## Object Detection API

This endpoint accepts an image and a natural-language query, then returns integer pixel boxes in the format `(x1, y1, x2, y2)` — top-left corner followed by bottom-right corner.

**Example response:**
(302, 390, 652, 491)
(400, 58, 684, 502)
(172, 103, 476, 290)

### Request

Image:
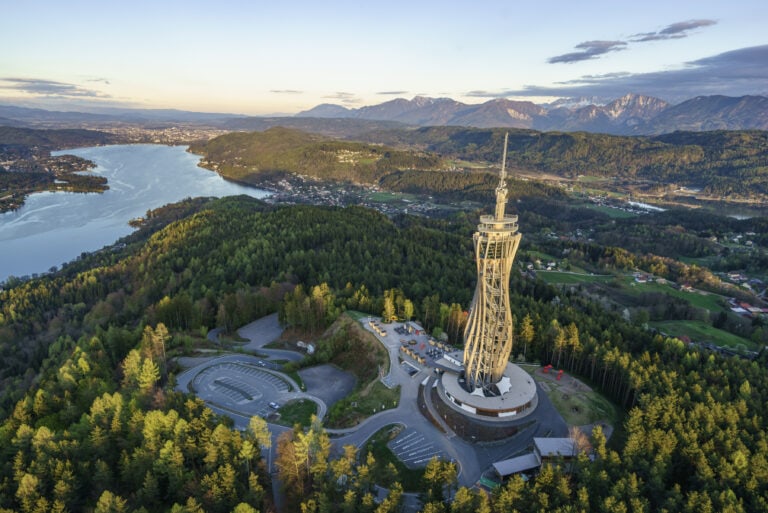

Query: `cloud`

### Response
(322, 91, 361, 105)
(376, 90, 408, 95)
(549, 19, 717, 64)
(548, 40, 627, 64)
(270, 89, 303, 94)
(465, 90, 506, 99)
(0, 77, 111, 98)
(484, 45, 768, 103)
(631, 19, 717, 42)
(85, 77, 111, 85)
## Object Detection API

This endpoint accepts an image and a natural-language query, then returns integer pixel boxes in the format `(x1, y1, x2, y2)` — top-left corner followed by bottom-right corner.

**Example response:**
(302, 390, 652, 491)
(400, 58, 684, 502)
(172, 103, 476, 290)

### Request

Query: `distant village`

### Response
(259, 174, 448, 217)
(97, 125, 229, 145)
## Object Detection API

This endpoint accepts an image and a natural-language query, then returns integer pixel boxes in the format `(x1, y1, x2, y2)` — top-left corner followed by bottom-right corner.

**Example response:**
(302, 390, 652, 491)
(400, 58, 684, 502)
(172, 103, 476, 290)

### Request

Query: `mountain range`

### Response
(0, 104, 244, 128)
(297, 94, 768, 135)
(1, 94, 767, 136)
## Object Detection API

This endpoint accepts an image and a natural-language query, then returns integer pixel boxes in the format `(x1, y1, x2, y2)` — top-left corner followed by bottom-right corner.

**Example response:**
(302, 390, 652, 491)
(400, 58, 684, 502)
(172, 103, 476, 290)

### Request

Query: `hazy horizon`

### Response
(2, 1, 766, 115)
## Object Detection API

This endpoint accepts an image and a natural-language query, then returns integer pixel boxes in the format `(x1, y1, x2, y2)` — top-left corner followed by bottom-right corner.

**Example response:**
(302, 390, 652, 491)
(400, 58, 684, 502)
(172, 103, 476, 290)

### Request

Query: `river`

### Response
(0, 144, 269, 283)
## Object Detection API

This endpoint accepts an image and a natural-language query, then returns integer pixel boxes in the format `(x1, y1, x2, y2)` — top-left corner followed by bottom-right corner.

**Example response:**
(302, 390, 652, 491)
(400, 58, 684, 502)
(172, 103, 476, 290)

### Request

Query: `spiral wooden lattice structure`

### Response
(462, 133, 522, 393)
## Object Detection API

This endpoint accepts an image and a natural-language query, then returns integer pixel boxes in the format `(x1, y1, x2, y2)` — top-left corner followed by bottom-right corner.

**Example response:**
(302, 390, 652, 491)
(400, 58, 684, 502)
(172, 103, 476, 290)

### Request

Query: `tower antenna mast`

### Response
(500, 132, 508, 184)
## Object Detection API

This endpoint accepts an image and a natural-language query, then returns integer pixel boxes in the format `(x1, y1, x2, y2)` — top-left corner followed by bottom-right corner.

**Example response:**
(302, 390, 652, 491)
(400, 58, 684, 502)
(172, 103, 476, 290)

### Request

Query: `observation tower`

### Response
(437, 133, 537, 421)
(462, 133, 521, 393)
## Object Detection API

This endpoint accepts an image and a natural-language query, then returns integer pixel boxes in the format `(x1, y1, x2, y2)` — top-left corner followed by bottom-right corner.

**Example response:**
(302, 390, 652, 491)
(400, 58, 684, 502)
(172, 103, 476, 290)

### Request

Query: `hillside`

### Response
(0, 126, 117, 149)
(0, 197, 475, 415)
(191, 125, 768, 201)
(0, 104, 243, 127)
(357, 126, 768, 199)
(1, 196, 768, 511)
(189, 126, 444, 184)
(221, 116, 407, 138)
(644, 95, 768, 134)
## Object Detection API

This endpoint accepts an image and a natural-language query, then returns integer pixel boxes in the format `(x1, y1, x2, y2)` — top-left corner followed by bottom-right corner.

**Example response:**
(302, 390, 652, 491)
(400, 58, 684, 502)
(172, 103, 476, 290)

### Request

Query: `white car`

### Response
(268, 401, 280, 409)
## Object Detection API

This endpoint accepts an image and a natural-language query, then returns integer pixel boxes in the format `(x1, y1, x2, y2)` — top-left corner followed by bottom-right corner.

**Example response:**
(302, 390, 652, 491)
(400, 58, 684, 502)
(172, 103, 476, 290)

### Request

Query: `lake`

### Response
(0, 144, 269, 283)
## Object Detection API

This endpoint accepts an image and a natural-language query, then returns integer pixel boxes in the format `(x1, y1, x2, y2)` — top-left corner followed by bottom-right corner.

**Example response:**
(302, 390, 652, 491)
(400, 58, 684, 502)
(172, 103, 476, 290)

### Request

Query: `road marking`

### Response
(388, 427, 449, 468)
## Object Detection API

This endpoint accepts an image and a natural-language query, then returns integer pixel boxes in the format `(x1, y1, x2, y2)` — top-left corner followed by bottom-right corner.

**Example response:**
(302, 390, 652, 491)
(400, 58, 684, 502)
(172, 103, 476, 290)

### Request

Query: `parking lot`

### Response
(400, 361, 419, 377)
(387, 427, 450, 468)
(191, 360, 293, 418)
(298, 364, 356, 407)
(366, 318, 455, 371)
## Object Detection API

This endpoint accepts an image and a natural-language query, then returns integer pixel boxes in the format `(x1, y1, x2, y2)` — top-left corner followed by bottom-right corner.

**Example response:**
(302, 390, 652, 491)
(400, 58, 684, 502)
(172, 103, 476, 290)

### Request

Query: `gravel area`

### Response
(299, 364, 356, 407)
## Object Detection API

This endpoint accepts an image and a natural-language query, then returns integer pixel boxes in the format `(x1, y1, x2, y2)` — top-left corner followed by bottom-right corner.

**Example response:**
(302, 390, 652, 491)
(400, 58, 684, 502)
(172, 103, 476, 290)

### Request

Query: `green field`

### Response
(537, 271, 615, 285)
(326, 382, 401, 428)
(525, 250, 558, 261)
(576, 175, 611, 183)
(650, 320, 757, 351)
(522, 250, 591, 274)
(582, 203, 638, 219)
(529, 370, 620, 427)
(345, 310, 370, 321)
(623, 279, 727, 313)
(366, 191, 417, 203)
(273, 398, 318, 427)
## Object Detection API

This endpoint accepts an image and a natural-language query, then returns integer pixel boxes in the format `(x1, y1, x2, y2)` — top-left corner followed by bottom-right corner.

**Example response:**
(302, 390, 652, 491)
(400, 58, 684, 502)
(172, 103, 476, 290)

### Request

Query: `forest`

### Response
(1, 195, 767, 512)
(357, 126, 768, 198)
(190, 125, 768, 204)
(189, 127, 444, 185)
(0, 127, 117, 150)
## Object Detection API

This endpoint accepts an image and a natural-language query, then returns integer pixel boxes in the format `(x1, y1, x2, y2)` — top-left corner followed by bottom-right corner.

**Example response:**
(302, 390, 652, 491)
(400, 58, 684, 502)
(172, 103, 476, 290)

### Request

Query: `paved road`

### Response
(239, 314, 303, 360)
(175, 354, 328, 424)
(332, 318, 569, 487)
(324, 320, 479, 485)
(208, 314, 305, 362)
(191, 314, 569, 490)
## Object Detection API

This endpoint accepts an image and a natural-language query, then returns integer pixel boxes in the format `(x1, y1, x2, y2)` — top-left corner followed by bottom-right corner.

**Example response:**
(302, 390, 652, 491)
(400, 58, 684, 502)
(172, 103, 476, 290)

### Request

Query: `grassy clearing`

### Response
(524, 250, 558, 261)
(218, 332, 249, 344)
(362, 424, 426, 492)
(326, 382, 400, 428)
(582, 204, 638, 219)
(537, 271, 615, 285)
(678, 255, 720, 267)
(283, 369, 305, 391)
(451, 159, 488, 169)
(576, 175, 610, 183)
(344, 310, 369, 321)
(530, 370, 619, 427)
(622, 279, 727, 313)
(273, 399, 317, 428)
(650, 320, 757, 350)
(367, 191, 417, 203)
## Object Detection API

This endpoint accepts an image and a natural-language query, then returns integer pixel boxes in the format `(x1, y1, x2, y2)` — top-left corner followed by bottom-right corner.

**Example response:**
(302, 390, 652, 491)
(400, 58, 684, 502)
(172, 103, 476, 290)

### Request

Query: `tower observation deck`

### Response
(462, 133, 522, 393)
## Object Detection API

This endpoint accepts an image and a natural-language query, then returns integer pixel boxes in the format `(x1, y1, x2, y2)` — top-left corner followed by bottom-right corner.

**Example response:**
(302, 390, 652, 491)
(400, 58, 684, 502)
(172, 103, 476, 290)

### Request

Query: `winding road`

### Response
(180, 313, 568, 490)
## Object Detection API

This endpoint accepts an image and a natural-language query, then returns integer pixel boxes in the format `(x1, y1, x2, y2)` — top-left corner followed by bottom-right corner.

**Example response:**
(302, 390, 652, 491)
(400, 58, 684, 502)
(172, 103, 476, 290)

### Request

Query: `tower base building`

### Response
(440, 361, 537, 419)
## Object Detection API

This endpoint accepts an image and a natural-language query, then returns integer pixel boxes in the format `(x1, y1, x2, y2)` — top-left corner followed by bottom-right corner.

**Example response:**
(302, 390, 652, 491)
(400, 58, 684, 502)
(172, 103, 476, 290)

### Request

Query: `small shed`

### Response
(492, 453, 541, 479)
(407, 322, 426, 335)
(533, 438, 579, 463)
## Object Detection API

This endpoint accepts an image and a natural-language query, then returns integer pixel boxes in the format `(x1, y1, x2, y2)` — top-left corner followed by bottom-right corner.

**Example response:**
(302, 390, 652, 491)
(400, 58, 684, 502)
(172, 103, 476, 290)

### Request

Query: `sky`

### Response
(1, 0, 766, 115)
